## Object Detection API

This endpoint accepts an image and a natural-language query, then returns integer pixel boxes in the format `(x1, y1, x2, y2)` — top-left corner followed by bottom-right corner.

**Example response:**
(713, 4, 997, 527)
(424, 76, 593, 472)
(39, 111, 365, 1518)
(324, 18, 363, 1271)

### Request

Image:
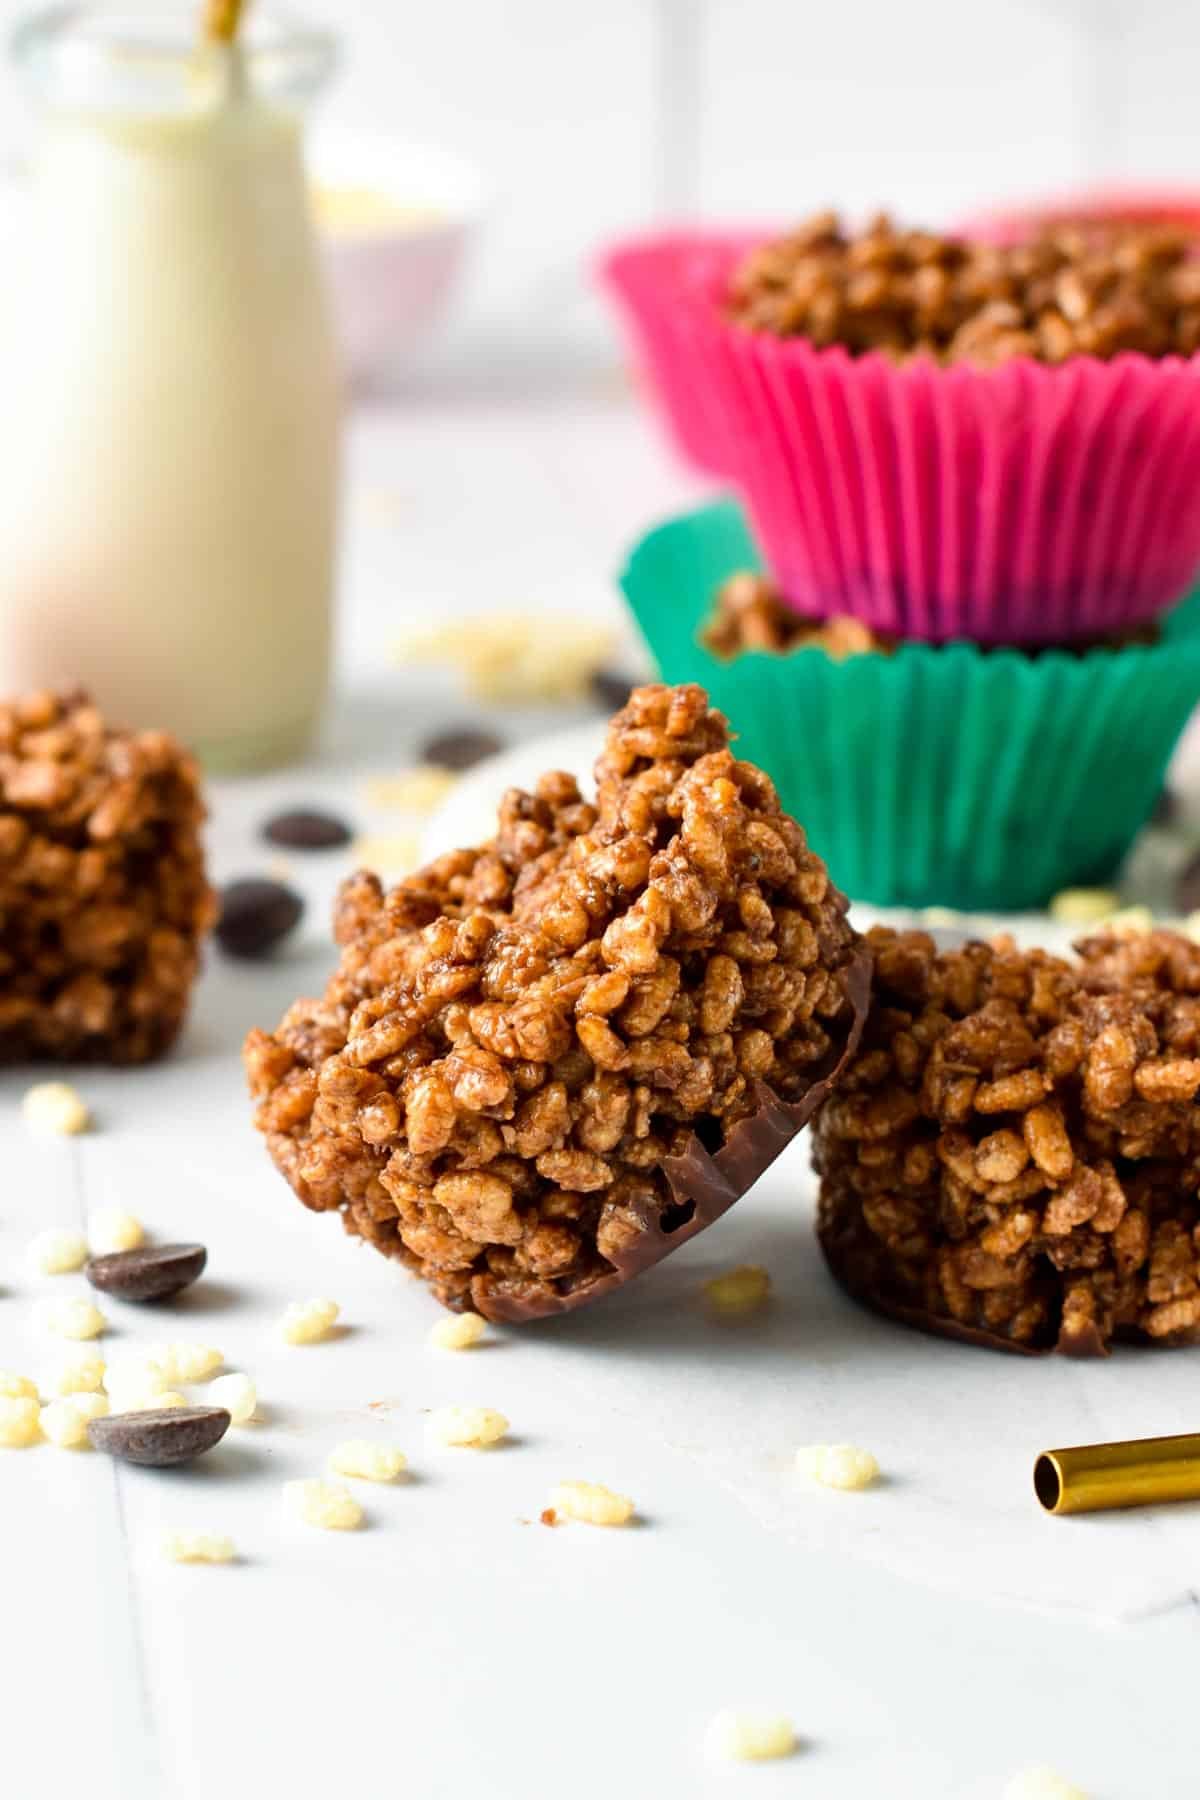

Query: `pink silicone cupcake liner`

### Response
(686, 247, 1200, 644)
(597, 230, 766, 478)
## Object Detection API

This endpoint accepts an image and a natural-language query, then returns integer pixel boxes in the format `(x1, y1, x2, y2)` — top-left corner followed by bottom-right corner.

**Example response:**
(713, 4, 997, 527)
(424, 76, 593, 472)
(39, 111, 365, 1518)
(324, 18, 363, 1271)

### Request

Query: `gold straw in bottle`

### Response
(1034, 1433, 1200, 1516)
(202, 0, 247, 43)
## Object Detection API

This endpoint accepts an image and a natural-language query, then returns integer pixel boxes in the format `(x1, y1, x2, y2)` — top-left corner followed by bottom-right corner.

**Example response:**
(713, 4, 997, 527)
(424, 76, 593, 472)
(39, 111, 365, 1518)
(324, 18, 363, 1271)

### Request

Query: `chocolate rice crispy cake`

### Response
(245, 684, 869, 1320)
(0, 689, 214, 1062)
(815, 925, 1200, 1355)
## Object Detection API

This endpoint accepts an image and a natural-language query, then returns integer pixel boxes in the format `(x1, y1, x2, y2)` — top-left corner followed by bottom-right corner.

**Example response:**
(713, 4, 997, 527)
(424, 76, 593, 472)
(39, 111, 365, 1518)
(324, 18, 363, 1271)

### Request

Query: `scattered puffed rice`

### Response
(208, 1372, 257, 1425)
(88, 1208, 145, 1255)
(549, 1481, 635, 1527)
(103, 1361, 170, 1413)
(162, 1530, 236, 1565)
(702, 1265, 771, 1315)
(1002, 1769, 1089, 1800)
(147, 1343, 223, 1384)
(41, 1297, 106, 1340)
(285, 1478, 364, 1531)
(1048, 888, 1120, 926)
(52, 1351, 106, 1396)
(0, 1396, 41, 1447)
(362, 768, 458, 814)
(125, 1390, 187, 1412)
(39, 1397, 93, 1448)
(280, 1298, 340, 1345)
(328, 1439, 407, 1483)
(429, 1311, 486, 1351)
(426, 1405, 509, 1448)
(22, 1080, 90, 1136)
(1105, 905, 1155, 935)
(68, 1392, 108, 1423)
(919, 905, 965, 928)
(351, 833, 419, 874)
(27, 1227, 90, 1275)
(394, 613, 614, 704)
(703, 1711, 797, 1763)
(0, 1372, 38, 1400)
(795, 1443, 880, 1491)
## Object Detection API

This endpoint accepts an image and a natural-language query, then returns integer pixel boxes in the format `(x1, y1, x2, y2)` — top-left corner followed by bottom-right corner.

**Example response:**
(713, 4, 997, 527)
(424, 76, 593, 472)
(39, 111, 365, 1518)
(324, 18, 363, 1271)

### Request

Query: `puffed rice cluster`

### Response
(727, 212, 1200, 363)
(815, 926, 1200, 1353)
(0, 690, 215, 1063)
(702, 572, 888, 661)
(246, 684, 861, 1319)
(700, 572, 1154, 664)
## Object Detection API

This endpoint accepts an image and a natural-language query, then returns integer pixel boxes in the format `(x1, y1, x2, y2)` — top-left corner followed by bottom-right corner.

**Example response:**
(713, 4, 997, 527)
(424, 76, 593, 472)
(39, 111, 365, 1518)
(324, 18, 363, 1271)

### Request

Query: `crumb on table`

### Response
(548, 1480, 635, 1526)
(22, 1082, 90, 1137)
(703, 1710, 797, 1763)
(795, 1443, 880, 1491)
(26, 1227, 89, 1275)
(285, 1478, 364, 1531)
(426, 1405, 509, 1449)
(279, 1299, 340, 1346)
(162, 1530, 236, 1565)
(328, 1440, 407, 1483)
(52, 1352, 106, 1396)
(207, 1373, 257, 1425)
(88, 1208, 145, 1255)
(428, 1311, 487, 1351)
(702, 1264, 771, 1315)
(0, 1396, 41, 1447)
(41, 1297, 106, 1341)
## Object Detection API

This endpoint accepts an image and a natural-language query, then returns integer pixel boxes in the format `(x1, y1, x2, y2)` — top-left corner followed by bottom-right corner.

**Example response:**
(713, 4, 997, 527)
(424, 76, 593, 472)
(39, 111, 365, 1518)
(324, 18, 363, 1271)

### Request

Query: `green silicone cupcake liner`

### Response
(619, 500, 1200, 911)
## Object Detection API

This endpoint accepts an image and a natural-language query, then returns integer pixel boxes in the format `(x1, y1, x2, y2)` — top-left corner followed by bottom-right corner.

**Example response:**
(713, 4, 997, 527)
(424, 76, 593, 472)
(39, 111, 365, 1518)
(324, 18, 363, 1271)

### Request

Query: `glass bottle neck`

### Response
(10, 4, 336, 119)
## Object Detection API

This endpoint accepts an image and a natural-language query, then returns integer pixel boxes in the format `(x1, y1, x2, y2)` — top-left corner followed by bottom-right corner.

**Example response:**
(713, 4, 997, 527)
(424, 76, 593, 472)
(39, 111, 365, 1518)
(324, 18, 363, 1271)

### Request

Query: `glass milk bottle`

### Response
(0, 6, 341, 770)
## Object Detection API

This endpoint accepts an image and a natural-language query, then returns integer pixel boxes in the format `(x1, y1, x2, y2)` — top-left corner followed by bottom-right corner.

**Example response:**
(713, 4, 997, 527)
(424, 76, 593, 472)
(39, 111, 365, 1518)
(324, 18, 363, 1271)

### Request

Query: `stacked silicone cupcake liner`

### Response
(602, 215, 1200, 908)
(620, 500, 1200, 912)
(603, 230, 1200, 642)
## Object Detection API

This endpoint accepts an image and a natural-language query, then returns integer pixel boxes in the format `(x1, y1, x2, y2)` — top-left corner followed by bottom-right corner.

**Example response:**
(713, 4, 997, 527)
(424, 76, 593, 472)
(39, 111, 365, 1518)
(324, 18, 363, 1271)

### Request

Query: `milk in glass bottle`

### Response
(0, 3, 341, 769)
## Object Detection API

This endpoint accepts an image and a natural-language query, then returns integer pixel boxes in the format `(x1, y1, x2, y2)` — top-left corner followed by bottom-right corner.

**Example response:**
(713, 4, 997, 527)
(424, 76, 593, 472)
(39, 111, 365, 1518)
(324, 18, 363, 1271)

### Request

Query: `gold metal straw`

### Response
(1034, 1433, 1200, 1516)
(202, 0, 247, 44)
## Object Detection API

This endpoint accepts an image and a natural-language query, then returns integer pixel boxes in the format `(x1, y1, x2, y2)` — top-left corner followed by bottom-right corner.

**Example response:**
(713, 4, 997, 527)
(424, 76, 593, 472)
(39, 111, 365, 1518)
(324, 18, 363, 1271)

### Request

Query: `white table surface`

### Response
(4, 383, 1199, 1800)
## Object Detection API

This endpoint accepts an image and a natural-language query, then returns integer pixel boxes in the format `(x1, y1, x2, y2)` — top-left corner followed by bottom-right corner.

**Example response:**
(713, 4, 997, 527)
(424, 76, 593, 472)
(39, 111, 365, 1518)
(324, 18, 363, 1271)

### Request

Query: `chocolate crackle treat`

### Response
(0, 690, 215, 1062)
(699, 570, 1157, 663)
(726, 212, 1200, 364)
(701, 573, 890, 661)
(246, 684, 870, 1321)
(814, 927, 1200, 1355)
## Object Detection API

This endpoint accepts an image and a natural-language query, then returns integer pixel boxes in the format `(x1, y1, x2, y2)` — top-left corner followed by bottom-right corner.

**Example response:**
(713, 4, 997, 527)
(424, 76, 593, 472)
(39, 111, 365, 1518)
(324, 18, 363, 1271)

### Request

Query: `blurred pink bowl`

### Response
(961, 188, 1200, 244)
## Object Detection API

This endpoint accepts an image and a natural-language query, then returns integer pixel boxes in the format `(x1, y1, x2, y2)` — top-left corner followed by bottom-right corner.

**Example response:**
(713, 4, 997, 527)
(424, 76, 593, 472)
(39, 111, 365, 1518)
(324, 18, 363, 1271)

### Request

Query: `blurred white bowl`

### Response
(310, 129, 483, 386)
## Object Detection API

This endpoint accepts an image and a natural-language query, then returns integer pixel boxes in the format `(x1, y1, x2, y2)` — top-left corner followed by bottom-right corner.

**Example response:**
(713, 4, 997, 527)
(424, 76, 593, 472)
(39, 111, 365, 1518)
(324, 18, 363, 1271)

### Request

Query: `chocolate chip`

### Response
(1176, 849, 1200, 915)
(88, 1406, 231, 1467)
(591, 669, 637, 714)
(86, 1243, 207, 1303)
(262, 809, 353, 850)
(418, 727, 505, 772)
(217, 879, 303, 959)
